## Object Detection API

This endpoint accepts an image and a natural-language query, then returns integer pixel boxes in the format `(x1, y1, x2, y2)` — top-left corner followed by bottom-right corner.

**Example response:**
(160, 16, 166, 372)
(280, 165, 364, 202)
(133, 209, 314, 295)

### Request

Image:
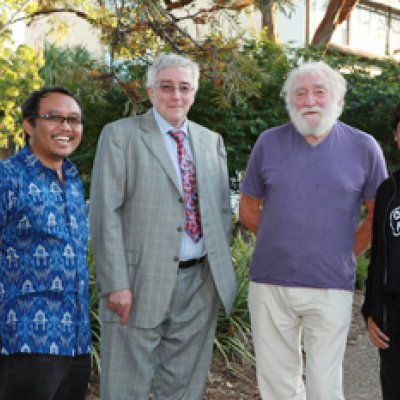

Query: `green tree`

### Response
(39, 43, 131, 193)
(0, 1, 43, 156)
(191, 33, 290, 183)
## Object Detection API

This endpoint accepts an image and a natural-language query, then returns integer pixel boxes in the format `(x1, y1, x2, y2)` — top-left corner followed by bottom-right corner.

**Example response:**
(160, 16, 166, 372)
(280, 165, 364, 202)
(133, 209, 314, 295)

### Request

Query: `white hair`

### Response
(146, 53, 200, 91)
(281, 60, 347, 111)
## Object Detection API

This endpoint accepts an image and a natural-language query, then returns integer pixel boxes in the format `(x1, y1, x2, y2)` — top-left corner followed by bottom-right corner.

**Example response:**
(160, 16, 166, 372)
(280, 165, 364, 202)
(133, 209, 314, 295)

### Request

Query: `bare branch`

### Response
(164, 0, 195, 10)
(0, 0, 32, 35)
(312, 0, 360, 46)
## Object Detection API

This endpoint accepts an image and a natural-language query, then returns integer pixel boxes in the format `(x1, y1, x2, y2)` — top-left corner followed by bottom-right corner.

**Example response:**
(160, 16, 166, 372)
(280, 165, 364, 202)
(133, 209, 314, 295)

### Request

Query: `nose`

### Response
(170, 87, 182, 98)
(304, 92, 316, 106)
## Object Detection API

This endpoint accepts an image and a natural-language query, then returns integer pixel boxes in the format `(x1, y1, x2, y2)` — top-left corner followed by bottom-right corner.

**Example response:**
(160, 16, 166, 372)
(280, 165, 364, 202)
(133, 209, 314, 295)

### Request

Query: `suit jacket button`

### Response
(173, 256, 179, 262)
(177, 226, 183, 232)
(178, 197, 183, 203)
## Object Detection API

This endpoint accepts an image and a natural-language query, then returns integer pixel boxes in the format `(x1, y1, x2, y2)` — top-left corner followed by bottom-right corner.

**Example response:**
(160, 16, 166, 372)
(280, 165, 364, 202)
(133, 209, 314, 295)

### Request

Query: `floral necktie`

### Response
(168, 130, 202, 242)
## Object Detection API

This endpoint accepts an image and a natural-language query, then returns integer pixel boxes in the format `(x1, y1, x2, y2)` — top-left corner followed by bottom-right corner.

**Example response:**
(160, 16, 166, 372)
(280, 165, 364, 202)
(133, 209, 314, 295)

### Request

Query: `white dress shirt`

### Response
(152, 108, 204, 260)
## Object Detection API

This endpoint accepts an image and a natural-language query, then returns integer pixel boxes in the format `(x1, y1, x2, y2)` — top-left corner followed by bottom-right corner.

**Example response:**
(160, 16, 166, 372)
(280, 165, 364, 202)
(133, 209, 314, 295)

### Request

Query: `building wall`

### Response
(277, 1, 307, 47)
(20, 12, 103, 59)
(274, 0, 400, 60)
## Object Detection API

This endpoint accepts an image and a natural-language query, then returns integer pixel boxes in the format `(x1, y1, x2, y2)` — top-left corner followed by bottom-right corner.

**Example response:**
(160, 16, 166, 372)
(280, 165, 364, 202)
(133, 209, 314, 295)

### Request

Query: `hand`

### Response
(107, 289, 133, 326)
(367, 316, 389, 349)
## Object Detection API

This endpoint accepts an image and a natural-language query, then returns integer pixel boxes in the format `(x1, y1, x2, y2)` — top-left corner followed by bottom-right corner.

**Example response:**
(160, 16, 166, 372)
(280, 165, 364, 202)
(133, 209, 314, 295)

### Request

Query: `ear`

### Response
(22, 119, 33, 137)
(147, 87, 154, 104)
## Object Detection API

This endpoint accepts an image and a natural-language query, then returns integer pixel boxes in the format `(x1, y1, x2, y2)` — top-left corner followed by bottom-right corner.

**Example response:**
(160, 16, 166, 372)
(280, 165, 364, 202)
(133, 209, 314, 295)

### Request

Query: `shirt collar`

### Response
(20, 145, 78, 179)
(152, 107, 189, 137)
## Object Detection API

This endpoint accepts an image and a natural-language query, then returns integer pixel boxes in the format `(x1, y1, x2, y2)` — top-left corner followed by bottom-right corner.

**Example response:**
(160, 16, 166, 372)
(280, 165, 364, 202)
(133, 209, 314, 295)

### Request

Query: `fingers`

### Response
(119, 306, 131, 326)
(107, 289, 133, 326)
(367, 317, 389, 349)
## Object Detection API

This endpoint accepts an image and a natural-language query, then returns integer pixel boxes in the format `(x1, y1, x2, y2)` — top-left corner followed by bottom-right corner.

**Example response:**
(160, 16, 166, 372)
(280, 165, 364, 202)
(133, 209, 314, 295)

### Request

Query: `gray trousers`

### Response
(100, 261, 219, 400)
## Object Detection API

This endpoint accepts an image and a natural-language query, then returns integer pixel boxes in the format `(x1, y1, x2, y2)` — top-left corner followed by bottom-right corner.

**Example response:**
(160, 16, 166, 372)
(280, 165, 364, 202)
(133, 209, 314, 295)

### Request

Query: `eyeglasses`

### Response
(154, 83, 195, 95)
(33, 114, 83, 128)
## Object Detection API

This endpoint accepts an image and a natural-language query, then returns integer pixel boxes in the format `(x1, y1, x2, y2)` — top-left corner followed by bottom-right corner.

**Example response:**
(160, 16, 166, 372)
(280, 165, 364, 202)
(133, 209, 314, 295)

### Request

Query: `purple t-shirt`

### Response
(241, 121, 387, 290)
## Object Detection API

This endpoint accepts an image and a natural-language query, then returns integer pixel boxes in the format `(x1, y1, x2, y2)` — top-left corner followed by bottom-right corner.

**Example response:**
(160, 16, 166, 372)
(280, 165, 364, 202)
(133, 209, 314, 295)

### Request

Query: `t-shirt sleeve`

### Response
(240, 135, 265, 199)
(362, 137, 388, 200)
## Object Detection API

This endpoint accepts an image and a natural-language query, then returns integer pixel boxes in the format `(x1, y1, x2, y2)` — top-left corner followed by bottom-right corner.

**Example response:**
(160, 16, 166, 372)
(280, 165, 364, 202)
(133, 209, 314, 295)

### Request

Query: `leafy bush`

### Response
(355, 254, 369, 290)
(214, 231, 255, 365)
(87, 244, 101, 374)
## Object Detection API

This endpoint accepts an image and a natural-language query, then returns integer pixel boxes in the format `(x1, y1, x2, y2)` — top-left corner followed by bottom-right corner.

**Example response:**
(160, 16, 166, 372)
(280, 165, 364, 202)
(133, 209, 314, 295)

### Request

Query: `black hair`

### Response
(21, 86, 83, 145)
(390, 103, 400, 132)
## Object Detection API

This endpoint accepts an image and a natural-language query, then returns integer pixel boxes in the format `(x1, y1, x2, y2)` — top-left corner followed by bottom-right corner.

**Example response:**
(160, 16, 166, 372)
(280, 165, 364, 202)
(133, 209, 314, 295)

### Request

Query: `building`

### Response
(277, 0, 400, 60)
(11, 11, 103, 59)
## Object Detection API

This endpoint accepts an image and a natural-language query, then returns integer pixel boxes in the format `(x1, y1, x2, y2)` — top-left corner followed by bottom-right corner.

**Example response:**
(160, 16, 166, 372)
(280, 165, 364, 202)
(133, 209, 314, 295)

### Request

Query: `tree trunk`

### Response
(312, 0, 360, 45)
(261, 2, 278, 43)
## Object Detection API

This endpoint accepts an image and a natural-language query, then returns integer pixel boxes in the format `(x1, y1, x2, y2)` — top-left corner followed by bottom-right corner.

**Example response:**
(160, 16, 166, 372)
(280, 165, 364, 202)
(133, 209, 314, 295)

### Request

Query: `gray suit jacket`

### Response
(89, 110, 237, 328)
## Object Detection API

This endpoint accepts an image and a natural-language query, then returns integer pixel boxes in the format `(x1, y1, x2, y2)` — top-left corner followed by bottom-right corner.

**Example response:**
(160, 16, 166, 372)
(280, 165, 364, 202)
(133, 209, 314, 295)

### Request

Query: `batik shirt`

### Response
(0, 146, 91, 356)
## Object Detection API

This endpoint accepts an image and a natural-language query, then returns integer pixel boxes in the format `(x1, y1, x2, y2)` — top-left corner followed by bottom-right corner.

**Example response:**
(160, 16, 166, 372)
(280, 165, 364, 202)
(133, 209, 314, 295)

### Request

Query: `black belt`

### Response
(179, 255, 206, 269)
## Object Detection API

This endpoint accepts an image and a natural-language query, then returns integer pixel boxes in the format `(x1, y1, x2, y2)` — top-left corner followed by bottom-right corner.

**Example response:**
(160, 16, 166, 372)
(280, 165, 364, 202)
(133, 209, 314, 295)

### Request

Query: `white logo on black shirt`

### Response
(390, 206, 400, 237)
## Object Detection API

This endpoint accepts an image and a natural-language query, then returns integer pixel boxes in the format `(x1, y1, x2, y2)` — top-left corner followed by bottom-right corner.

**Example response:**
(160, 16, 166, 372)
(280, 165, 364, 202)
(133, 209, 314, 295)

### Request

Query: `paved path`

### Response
(343, 290, 381, 400)
(344, 333, 381, 399)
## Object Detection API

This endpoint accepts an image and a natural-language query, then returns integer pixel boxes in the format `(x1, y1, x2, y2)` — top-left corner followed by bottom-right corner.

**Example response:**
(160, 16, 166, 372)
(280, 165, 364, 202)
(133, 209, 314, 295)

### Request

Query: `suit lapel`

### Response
(140, 110, 181, 192)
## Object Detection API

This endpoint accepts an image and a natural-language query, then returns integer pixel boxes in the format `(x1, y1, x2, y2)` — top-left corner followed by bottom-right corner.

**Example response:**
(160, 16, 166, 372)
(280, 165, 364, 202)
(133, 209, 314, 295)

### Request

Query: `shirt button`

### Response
(177, 226, 183, 232)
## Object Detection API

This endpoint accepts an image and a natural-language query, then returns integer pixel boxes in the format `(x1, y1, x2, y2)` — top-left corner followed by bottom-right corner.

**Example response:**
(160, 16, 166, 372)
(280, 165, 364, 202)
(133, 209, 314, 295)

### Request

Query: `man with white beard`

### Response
(239, 61, 387, 400)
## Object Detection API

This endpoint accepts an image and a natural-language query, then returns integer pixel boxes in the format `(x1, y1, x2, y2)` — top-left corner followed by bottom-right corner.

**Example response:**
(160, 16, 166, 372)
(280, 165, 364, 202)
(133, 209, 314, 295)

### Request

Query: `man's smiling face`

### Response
(23, 92, 83, 169)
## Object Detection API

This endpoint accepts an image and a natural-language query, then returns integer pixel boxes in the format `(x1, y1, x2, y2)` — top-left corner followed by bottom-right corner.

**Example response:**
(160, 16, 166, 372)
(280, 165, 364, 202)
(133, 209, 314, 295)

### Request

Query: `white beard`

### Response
(288, 102, 341, 138)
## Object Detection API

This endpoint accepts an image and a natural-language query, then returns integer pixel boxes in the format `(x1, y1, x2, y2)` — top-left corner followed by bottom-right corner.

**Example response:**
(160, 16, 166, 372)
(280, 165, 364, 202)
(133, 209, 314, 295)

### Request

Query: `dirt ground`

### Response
(86, 290, 372, 400)
(204, 356, 259, 400)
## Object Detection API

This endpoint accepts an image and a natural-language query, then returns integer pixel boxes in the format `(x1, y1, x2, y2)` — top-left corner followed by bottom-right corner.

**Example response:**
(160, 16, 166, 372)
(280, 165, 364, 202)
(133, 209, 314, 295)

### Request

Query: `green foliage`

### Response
(87, 244, 101, 374)
(0, 43, 43, 152)
(214, 231, 255, 365)
(0, 2, 44, 153)
(190, 34, 290, 186)
(40, 43, 131, 195)
(355, 254, 369, 290)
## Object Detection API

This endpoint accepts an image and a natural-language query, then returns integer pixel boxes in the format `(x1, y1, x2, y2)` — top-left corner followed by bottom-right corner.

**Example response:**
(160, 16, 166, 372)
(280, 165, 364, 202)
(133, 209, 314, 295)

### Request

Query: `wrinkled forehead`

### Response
(156, 66, 194, 83)
(293, 71, 330, 92)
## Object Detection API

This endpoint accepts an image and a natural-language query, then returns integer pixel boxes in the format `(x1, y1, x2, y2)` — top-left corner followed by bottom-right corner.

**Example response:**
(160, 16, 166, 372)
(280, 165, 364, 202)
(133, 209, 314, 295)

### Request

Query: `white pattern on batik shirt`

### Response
(0, 146, 91, 356)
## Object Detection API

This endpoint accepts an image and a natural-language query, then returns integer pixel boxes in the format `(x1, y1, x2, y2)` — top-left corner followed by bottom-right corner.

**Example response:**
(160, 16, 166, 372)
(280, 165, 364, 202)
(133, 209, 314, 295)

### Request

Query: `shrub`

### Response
(87, 244, 101, 374)
(214, 231, 255, 366)
(355, 254, 369, 290)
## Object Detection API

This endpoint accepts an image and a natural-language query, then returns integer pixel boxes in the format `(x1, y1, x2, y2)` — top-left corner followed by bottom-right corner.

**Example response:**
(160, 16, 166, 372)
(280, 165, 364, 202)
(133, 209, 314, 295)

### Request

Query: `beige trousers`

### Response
(249, 282, 353, 400)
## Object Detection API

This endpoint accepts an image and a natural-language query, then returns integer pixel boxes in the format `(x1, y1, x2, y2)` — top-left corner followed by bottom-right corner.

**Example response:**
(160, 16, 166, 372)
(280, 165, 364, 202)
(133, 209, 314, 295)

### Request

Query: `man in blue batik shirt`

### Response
(0, 87, 91, 400)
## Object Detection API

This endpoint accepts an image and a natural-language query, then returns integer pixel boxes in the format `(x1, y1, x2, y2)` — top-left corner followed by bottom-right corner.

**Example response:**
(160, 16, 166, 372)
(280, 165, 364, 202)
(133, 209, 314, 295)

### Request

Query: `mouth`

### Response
(52, 135, 73, 143)
(302, 110, 320, 117)
(301, 107, 322, 117)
